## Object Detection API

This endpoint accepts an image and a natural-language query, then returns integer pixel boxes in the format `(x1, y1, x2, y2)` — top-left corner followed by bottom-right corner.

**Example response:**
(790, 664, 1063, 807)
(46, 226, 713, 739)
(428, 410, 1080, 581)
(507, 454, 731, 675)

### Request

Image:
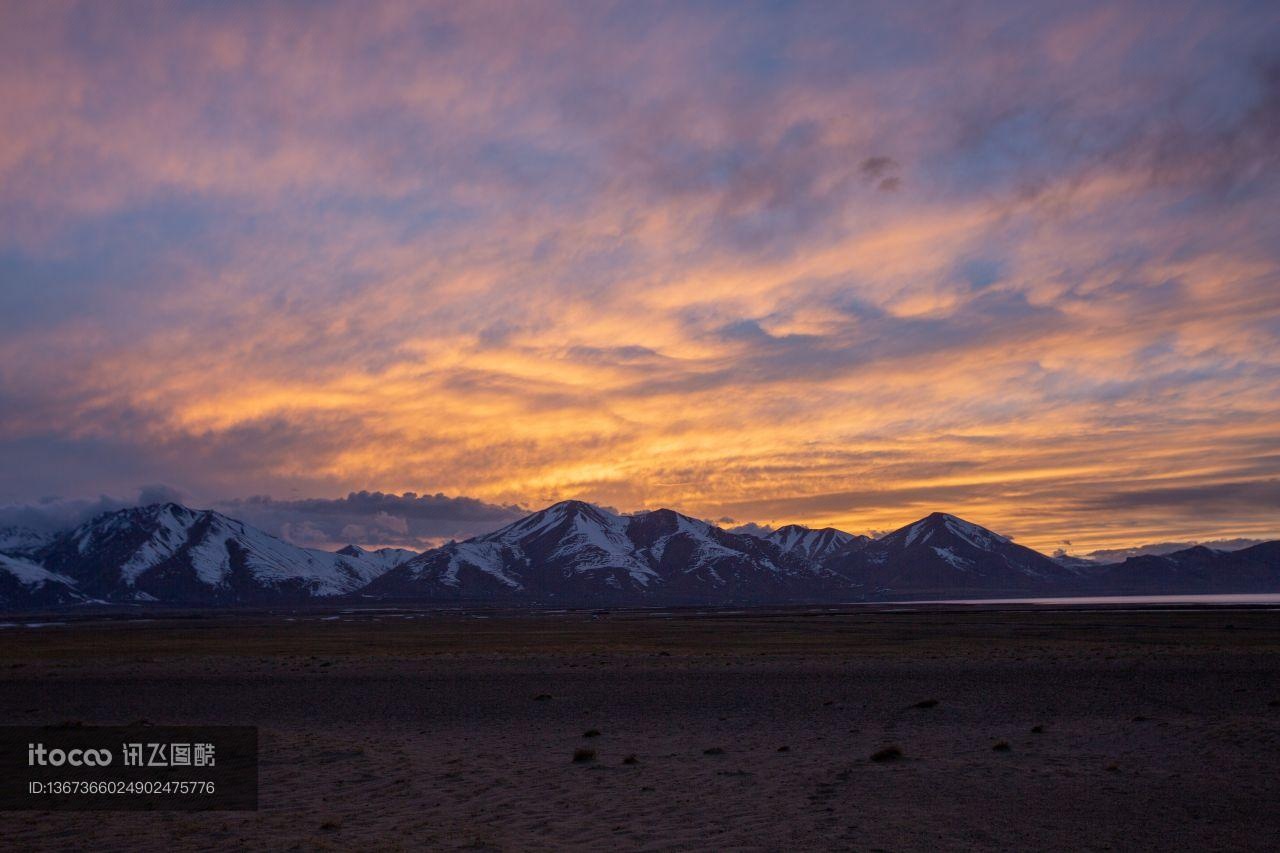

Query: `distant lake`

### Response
(899, 594, 1280, 607)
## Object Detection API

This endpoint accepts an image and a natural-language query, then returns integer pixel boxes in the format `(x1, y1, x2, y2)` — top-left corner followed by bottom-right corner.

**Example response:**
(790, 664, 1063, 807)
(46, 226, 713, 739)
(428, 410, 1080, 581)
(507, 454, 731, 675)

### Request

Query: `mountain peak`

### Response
(772, 523, 855, 537)
(138, 501, 197, 519)
(881, 512, 1010, 551)
(540, 499, 615, 522)
(547, 498, 603, 511)
(499, 500, 618, 539)
(636, 506, 712, 529)
(920, 511, 975, 526)
(765, 524, 864, 560)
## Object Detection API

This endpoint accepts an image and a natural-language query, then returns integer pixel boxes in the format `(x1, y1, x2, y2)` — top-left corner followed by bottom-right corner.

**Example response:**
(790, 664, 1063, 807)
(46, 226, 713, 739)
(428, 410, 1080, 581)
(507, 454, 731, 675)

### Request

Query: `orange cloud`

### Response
(0, 1, 1277, 553)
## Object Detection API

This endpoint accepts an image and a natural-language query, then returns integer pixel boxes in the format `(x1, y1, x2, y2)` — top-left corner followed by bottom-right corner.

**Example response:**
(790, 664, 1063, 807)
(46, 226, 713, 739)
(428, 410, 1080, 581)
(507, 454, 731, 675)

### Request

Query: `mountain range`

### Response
(0, 503, 415, 609)
(1, 500, 1277, 610)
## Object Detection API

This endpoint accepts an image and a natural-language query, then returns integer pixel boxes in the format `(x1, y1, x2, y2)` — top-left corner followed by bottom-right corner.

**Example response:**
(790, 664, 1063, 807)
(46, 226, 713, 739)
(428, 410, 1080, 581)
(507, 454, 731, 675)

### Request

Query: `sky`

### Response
(1, 1, 1279, 554)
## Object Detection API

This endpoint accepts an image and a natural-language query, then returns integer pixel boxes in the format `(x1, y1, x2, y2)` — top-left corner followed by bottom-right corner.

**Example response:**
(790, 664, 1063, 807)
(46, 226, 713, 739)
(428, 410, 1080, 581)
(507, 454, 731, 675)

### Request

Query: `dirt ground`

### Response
(3, 605, 1280, 851)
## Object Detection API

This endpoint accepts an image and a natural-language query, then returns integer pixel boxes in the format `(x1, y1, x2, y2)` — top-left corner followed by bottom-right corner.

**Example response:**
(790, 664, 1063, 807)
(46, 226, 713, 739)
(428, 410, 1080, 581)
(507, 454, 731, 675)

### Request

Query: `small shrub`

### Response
(572, 748, 596, 763)
(703, 747, 725, 756)
(1031, 725, 1044, 734)
(913, 699, 939, 709)
(583, 729, 601, 738)
(992, 741, 1011, 752)
(777, 745, 790, 752)
(622, 754, 639, 765)
(533, 694, 552, 701)
(870, 746, 902, 763)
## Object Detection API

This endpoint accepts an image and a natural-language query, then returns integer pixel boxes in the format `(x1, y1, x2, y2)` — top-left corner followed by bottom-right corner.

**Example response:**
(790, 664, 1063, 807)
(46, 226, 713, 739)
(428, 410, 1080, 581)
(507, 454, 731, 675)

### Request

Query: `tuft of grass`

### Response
(777, 745, 790, 752)
(992, 741, 1011, 752)
(572, 748, 596, 763)
(1031, 725, 1044, 734)
(913, 699, 939, 709)
(622, 754, 639, 765)
(870, 746, 903, 763)
(703, 747, 725, 756)
(583, 729, 601, 738)
(533, 694, 552, 701)
(319, 821, 341, 832)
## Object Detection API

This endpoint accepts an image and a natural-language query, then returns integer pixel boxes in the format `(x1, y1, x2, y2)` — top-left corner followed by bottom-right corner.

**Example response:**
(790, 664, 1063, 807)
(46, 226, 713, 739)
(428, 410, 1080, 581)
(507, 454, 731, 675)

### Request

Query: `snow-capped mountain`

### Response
(0, 526, 53, 558)
(1071, 541, 1280, 596)
(765, 524, 869, 561)
(335, 544, 419, 573)
(363, 500, 834, 604)
(5, 503, 414, 607)
(825, 512, 1082, 598)
(0, 553, 85, 608)
(3, 500, 1278, 610)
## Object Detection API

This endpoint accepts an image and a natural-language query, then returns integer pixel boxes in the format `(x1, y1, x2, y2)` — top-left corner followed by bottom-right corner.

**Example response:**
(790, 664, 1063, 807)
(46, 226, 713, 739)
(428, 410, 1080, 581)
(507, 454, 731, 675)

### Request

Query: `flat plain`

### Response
(3, 604, 1280, 851)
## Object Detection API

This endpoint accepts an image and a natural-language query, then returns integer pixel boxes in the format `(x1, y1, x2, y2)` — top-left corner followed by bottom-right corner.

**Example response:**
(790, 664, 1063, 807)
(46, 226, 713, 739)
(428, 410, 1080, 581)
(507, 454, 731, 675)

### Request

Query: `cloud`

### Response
(1084, 480, 1280, 512)
(137, 483, 188, 505)
(213, 491, 527, 550)
(726, 521, 773, 537)
(0, 485, 528, 551)
(280, 521, 330, 547)
(0, 485, 184, 534)
(0, 2, 1277, 555)
(860, 156, 898, 180)
(1080, 538, 1268, 563)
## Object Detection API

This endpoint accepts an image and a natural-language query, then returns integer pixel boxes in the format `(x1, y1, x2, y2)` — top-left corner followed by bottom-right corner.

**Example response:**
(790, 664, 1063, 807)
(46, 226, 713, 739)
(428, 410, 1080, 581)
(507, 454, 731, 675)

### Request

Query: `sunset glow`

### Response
(2, 1, 1279, 553)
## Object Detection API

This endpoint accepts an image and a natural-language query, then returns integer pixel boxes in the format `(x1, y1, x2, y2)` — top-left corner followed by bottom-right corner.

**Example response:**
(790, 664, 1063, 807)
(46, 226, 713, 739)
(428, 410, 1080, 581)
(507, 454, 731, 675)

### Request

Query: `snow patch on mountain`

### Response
(335, 545, 417, 572)
(116, 506, 196, 583)
(881, 512, 1010, 552)
(932, 546, 971, 570)
(644, 512, 744, 571)
(0, 553, 77, 588)
(43, 503, 406, 600)
(765, 525, 862, 560)
(941, 514, 1010, 550)
(0, 527, 52, 556)
(552, 509, 645, 573)
(443, 541, 523, 588)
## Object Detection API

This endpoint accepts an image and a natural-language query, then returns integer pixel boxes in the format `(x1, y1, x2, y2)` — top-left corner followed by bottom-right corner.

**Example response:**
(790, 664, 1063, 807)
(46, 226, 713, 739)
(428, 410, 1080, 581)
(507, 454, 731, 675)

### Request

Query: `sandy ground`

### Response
(2, 605, 1280, 851)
